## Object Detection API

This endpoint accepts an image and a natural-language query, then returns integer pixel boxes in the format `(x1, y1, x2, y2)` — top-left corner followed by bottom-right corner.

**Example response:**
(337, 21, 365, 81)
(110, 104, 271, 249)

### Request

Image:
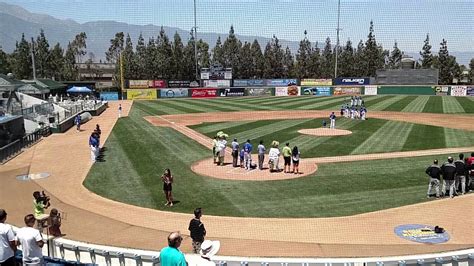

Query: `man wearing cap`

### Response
(187, 240, 220, 266)
(160, 232, 187, 266)
(243, 139, 253, 170)
(231, 139, 239, 167)
(0, 209, 16, 266)
(454, 153, 467, 195)
(441, 157, 457, 198)
(188, 208, 206, 254)
(425, 159, 441, 198)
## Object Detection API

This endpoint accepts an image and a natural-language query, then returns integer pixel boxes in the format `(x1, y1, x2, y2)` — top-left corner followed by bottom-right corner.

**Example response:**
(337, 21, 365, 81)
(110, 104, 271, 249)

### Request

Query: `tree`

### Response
(308, 42, 321, 78)
(353, 40, 365, 77)
(262, 41, 273, 78)
(250, 40, 265, 78)
(70, 32, 87, 64)
(62, 41, 78, 80)
(338, 39, 355, 77)
(211, 36, 224, 66)
(388, 41, 403, 69)
(105, 32, 124, 64)
(0, 46, 11, 74)
(135, 33, 147, 79)
(145, 37, 157, 79)
(48, 43, 64, 81)
(122, 33, 135, 79)
(156, 27, 173, 79)
(183, 32, 196, 80)
(197, 39, 210, 70)
(469, 58, 474, 83)
(35, 29, 50, 78)
(239, 41, 253, 79)
(363, 21, 384, 76)
(321, 37, 333, 78)
(438, 39, 453, 85)
(10, 34, 32, 79)
(419, 34, 433, 68)
(283, 46, 294, 78)
(295, 31, 312, 79)
(222, 26, 242, 77)
(171, 32, 185, 79)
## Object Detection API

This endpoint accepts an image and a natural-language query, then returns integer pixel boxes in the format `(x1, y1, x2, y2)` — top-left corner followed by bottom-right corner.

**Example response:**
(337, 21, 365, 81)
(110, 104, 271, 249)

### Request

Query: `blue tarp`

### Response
(67, 86, 92, 93)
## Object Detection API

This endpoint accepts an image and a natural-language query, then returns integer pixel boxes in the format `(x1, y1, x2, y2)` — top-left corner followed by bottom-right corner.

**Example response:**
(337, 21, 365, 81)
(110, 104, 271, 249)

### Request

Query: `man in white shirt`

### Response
(16, 214, 44, 265)
(0, 209, 16, 266)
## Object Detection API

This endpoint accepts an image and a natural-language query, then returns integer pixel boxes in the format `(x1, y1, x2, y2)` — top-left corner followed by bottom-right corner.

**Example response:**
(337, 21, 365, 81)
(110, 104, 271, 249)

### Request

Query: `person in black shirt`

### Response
(426, 159, 441, 198)
(188, 208, 206, 253)
(454, 153, 467, 195)
(441, 157, 457, 198)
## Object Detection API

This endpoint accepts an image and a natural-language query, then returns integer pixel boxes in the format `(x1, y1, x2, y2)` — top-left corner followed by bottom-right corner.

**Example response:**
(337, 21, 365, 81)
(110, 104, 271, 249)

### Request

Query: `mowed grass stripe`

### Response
(194, 121, 256, 134)
(136, 100, 184, 115)
(201, 98, 276, 110)
(403, 124, 446, 151)
(178, 98, 240, 112)
(297, 119, 358, 152)
(442, 96, 465, 113)
(351, 121, 413, 154)
(232, 119, 312, 142)
(455, 97, 474, 113)
(133, 101, 170, 115)
(444, 127, 474, 147)
(157, 100, 202, 113)
(283, 96, 336, 109)
(165, 99, 221, 113)
(298, 96, 348, 110)
(422, 96, 443, 113)
(383, 96, 417, 111)
(402, 96, 430, 113)
(261, 96, 314, 107)
(369, 95, 409, 111)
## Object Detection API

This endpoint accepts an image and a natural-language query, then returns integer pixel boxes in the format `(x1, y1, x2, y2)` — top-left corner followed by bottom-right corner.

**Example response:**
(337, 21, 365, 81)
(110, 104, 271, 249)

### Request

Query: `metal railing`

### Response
(0, 126, 51, 164)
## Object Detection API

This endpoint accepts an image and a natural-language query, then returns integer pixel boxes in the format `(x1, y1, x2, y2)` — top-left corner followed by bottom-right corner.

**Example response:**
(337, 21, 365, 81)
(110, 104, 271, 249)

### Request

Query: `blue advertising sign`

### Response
(334, 78, 370, 85)
(467, 87, 474, 96)
(265, 79, 298, 86)
(99, 92, 119, 101)
(302, 87, 331, 96)
(159, 88, 189, 98)
(394, 224, 450, 244)
(233, 79, 266, 87)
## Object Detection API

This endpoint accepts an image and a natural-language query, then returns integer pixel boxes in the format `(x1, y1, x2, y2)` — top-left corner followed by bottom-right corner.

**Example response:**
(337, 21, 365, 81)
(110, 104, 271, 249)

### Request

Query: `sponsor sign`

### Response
(275, 86, 300, 96)
(233, 79, 266, 87)
(302, 87, 331, 96)
(450, 86, 467, 96)
(224, 72, 232, 80)
(244, 88, 273, 96)
(149, 80, 167, 88)
(266, 79, 298, 86)
(99, 92, 119, 101)
(127, 89, 157, 100)
(434, 86, 449, 96)
(301, 79, 332, 86)
(467, 87, 474, 96)
(334, 78, 370, 85)
(394, 224, 450, 244)
(168, 80, 191, 88)
(191, 88, 217, 98)
(159, 88, 189, 98)
(203, 80, 231, 88)
(128, 80, 149, 89)
(219, 88, 245, 97)
(200, 72, 210, 80)
(334, 87, 361, 95)
(364, 85, 378, 95)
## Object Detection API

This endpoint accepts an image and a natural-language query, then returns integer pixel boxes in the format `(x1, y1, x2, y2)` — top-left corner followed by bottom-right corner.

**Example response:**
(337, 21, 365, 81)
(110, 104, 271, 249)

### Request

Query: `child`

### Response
(322, 120, 327, 128)
(48, 208, 62, 237)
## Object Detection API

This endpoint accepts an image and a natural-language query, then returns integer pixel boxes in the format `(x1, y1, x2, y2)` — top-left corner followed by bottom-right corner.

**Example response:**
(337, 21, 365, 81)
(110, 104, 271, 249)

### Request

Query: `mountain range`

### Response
(0, 2, 472, 66)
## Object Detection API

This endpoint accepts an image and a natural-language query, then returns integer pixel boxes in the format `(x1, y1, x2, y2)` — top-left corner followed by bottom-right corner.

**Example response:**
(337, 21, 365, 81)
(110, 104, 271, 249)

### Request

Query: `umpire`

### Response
(441, 157, 457, 198)
(426, 159, 442, 198)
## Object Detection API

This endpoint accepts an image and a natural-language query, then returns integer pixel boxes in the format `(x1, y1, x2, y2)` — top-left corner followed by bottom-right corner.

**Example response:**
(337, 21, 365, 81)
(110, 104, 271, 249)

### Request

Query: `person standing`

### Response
(159, 232, 187, 266)
(188, 208, 206, 254)
(212, 137, 218, 164)
(282, 142, 292, 173)
(16, 214, 44, 265)
(231, 139, 239, 167)
(0, 209, 16, 266)
(329, 112, 336, 129)
(118, 104, 122, 118)
(454, 153, 467, 195)
(74, 114, 81, 132)
(217, 136, 227, 166)
(188, 240, 220, 266)
(467, 152, 474, 191)
(161, 169, 174, 207)
(441, 157, 457, 198)
(268, 141, 281, 172)
(89, 132, 99, 163)
(243, 139, 253, 170)
(48, 209, 62, 237)
(257, 140, 266, 170)
(426, 159, 442, 198)
(291, 146, 301, 174)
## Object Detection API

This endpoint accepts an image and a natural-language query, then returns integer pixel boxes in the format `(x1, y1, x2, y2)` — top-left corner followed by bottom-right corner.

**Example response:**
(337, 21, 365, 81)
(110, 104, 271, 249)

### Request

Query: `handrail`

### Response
(0, 126, 51, 164)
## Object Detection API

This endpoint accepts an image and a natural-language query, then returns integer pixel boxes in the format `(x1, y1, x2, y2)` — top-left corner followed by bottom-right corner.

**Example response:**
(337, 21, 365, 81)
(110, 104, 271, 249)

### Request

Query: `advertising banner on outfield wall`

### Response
(99, 92, 119, 101)
(301, 79, 332, 86)
(301, 87, 331, 96)
(275, 86, 300, 96)
(467, 87, 474, 96)
(450, 86, 467, 96)
(219, 88, 245, 97)
(233, 79, 266, 87)
(334, 78, 370, 86)
(127, 89, 157, 100)
(334, 87, 362, 95)
(128, 80, 149, 89)
(244, 88, 274, 96)
(266, 79, 298, 86)
(364, 85, 378, 95)
(149, 80, 167, 88)
(434, 86, 449, 96)
(159, 88, 189, 98)
(191, 88, 217, 98)
(168, 81, 191, 88)
(203, 80, 231, 88)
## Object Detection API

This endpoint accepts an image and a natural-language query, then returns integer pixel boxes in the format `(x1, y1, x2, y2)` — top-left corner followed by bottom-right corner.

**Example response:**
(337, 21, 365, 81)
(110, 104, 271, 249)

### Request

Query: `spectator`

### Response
(118, 104, 122, 118)
(74, 114, 81, 132)
(212, 137, 218, 164)
(292, 146, 301, 174)
(231, 139, 239, 167)
(159, 232, 186, 266)
(454, 154, 467, 195)
(33, 191, 50, 229)
(282, 142, 292, 173)
(0, 209, 16, 266)
(95, 124, 101, 136)
(467, 152, 474, 191)
(16, 214, 44, 265)
(425, 159, 442, 198)
(257, 140, 266, 170)
(188, 208, 206, 253)
(441, 157, 457, 198)
(48, 209, 62, 237)
(189, 240, 220, 266)
(161, 169, 174, 207)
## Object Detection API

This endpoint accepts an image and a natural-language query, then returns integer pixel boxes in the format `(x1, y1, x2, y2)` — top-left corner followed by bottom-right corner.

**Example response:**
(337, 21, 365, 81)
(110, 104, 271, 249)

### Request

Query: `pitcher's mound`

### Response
(298, 128, 352, 136)
(191, 158, 318, 181)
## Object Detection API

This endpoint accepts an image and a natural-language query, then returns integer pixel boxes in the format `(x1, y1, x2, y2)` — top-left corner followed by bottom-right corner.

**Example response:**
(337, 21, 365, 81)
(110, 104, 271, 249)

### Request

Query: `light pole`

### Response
(193, 0, 199, 81)
(31, 37, 37, 80)
(334, 0, 341, 78)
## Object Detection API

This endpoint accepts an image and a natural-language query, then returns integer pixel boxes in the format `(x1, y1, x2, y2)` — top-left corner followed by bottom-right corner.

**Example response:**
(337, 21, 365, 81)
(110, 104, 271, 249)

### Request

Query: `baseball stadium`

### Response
(0, 1, 474, 266)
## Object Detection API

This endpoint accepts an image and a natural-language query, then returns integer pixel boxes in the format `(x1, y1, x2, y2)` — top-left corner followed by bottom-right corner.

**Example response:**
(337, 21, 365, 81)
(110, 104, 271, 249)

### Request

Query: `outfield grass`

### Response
(84, 98, 474, 218)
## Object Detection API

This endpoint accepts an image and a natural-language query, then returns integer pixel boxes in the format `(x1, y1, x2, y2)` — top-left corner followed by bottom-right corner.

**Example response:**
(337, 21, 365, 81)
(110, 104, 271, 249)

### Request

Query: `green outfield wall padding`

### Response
(377, 86, 435, 95)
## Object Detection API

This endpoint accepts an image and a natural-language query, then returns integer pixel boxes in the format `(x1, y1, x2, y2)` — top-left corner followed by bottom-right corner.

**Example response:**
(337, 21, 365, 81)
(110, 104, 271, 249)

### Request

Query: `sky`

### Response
(3, 0, 474, 52)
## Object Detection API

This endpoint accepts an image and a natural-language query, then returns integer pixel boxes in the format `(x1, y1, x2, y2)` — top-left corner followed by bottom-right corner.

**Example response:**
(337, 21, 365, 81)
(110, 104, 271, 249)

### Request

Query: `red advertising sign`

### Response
(191, 88, 217, 98)
(149, 80, 167, 88)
